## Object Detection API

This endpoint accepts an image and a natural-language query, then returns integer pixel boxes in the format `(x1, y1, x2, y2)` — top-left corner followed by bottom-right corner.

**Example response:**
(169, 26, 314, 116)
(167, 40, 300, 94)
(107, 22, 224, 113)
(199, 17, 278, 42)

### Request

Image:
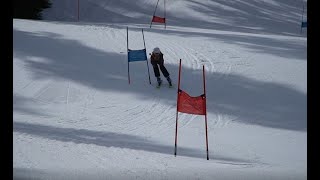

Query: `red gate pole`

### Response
(174, 59, 182, 156)
(203, 65, 209, 160)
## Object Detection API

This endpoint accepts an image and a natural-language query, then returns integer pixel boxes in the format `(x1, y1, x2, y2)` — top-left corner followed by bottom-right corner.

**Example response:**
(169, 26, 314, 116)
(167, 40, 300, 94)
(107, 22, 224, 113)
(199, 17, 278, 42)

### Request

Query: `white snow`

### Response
(13, 0, 307, 179)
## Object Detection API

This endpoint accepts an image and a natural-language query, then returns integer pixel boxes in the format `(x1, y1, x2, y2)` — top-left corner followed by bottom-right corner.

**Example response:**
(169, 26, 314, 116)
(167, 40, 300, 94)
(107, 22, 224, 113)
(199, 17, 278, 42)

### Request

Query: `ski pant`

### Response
(151, 59, 170, 78)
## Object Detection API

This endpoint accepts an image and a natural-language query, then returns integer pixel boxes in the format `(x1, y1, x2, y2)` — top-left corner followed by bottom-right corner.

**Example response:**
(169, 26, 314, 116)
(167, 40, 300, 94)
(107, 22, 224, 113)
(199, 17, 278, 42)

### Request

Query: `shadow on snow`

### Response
(13, 28, 306, 132)
(13, 121, 254, 163)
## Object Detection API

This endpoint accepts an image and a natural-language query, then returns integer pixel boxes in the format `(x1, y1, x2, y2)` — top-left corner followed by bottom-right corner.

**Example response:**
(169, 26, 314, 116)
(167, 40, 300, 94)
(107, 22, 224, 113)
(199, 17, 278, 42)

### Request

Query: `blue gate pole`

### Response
(300, 5, 304, 34)
(127, 27, 130, 84)
(142, 29, 151, 84)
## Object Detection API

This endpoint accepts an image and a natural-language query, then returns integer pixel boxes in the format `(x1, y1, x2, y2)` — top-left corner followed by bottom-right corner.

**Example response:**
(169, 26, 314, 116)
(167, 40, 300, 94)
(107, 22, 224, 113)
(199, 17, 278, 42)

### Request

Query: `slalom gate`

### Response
(150, 0, 166, 29)
(127, 27, 151, 84)
(174, 59, 209, 160)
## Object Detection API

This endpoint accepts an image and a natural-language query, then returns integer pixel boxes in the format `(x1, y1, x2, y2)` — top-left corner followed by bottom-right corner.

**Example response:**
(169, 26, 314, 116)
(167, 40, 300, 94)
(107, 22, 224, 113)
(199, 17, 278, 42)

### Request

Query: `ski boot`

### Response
(157, 77, 162, 88)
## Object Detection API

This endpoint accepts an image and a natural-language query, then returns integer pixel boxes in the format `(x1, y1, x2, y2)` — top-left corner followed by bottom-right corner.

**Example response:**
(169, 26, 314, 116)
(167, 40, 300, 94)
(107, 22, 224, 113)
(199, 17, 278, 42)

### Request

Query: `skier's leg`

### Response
(159, 63, 170, 78)
(152, 64, 161, 78)
(157, 76, 162, 86)
(166, 75, 172, 86)
(152, 64, 162, 86)
(158, 63, 172, 86)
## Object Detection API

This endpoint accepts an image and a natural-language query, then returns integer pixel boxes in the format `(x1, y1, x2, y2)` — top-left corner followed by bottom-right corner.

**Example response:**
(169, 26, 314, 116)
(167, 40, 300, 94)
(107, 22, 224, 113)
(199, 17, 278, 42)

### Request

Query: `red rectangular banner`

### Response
(152, 16, 166, 23)
(177, 90, 206, 115)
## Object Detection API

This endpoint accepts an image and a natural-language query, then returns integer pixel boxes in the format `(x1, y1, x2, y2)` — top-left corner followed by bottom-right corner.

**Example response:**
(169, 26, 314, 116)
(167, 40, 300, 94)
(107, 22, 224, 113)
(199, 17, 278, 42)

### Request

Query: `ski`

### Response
(154, 79, 174, 89)
(156, 84, 174, 89)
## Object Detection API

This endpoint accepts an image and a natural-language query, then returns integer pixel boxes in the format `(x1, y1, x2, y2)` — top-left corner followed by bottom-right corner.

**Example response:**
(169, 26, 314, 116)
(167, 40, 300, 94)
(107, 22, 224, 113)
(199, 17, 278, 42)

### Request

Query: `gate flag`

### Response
(177, 90, 206, 115)
(128, 49, 148, 62)
(152, 16, 166, 24)
(150, 0, 166, 29)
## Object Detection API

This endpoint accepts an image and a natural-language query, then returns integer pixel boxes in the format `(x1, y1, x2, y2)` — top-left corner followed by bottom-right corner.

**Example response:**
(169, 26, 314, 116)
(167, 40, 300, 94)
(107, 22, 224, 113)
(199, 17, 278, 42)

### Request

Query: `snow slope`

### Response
(13, 0, 307, 179)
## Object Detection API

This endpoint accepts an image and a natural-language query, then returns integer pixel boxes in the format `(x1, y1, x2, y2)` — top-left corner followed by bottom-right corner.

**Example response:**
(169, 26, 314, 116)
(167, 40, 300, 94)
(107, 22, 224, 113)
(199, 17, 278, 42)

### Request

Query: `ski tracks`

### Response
(78, 25, 251, 141)
(150, 36, 236, 129)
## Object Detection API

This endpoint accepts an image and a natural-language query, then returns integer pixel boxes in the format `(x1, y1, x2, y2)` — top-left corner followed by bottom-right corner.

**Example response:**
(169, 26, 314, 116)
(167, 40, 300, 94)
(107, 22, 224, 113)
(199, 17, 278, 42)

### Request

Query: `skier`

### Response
(150, 47, 172, 87)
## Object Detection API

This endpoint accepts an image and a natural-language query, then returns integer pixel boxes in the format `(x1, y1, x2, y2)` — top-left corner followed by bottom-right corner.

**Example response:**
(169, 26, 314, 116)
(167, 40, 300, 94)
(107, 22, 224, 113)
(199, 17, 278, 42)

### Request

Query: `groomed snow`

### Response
(13, 0, 307, 179)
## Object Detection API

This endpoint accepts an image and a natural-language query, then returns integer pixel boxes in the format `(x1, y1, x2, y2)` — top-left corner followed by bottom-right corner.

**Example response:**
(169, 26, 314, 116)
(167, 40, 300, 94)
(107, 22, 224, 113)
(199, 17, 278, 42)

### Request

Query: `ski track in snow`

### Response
(14, 21, 252, 143)
(13, 15, 306, 179)
(14, 21, 238, 142)
(98, 27, 217, 136)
